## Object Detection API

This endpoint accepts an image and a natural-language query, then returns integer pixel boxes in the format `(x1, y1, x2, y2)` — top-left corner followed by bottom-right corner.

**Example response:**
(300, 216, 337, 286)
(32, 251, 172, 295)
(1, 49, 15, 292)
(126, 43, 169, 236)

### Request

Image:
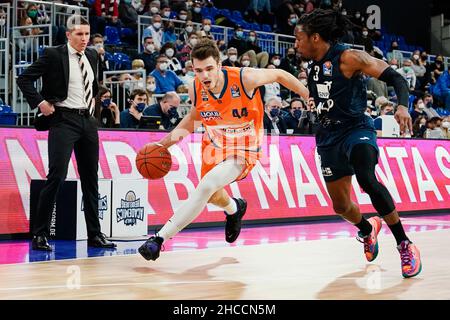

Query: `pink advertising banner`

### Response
(0, 127, 449, 235)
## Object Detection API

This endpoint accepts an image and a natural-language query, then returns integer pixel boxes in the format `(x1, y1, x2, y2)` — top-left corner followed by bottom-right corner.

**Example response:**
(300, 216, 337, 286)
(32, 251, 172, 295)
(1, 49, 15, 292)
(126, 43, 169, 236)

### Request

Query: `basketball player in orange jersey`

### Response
(139, 38, 309, 261)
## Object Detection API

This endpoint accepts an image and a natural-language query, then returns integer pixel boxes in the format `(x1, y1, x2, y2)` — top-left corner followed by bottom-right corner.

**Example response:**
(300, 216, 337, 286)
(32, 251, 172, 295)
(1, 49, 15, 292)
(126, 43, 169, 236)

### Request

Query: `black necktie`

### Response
(76, 52, 94, 115)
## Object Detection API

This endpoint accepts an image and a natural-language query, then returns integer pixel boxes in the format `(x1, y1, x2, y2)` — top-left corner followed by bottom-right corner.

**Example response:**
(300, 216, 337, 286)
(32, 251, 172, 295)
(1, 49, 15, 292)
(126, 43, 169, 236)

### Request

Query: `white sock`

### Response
(223, 198, 238, 215)
(158, 159, 244, 241)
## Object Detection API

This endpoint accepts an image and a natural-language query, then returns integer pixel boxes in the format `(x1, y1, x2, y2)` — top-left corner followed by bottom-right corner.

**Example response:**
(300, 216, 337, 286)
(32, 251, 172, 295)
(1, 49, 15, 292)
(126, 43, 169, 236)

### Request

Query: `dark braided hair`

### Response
(298, 9, 354, 43)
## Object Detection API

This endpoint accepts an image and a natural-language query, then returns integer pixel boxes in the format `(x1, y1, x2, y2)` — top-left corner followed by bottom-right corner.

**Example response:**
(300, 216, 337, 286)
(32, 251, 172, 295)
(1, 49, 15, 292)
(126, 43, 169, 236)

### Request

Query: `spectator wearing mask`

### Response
(91, 34, 110, 81)
(120, 89, 149, 128)
(441, 116, 450, 139)
(145, 75, 158, 105)
(246, 31, 269, 68)
(283, 98, 311, 134)
(161, 42, 183, 76)
(95, 86, 120, 128)
(190, 1, 203, 23)
(412, 116, 427, 138)
(130, 59, 146, 91)
(179, 60, 195, 86)
(142, 14, 163, 51)
(274, 0, 295, 37)
(410, 50, 426, 89)
(397, 59, 416, 91)
(111, 73, 134, 111)
(263, 98, 287, 134)
(356, 27, 374, 53)
(178, 9, 188, 22)
(262, 64, 281, 103)
(160, 5, 173, 20)
(432, 66, 450, 110)
(201, 18, 214, 39)
(144, 0, 160, 16)
(14, 16, 41, 62)
(410, 97, 427, 123)
(227, 26, 251, 58)
(430, 55, 445, 83)
(240, 54, 252, 68)
(217, 39, 228, 62)
(143, 91, 181, 131)
(351, 10, 365, 29)
(366, 75, 388, 99)
(422, 93, 441, 119)
(131, 0, 145, 15)
(305, 0, 315, 13)
(118, 0, 138, 30)
(222, 47, 242, 67)
(297, 71, 308, 88)
(386, 41, 403, 63)
(179, 20, 196, 45)
(179, 32, 198, 65)
(282, 13, 298, 36)
(162, 20, 177, 45)
(150, 54, 185, 94)
(270, 54, 282, 69)
(138, 36, 159, 75)
(280, 47, 300, 76)
(424, 117, 446, 139)
(373, 101, 395, 136)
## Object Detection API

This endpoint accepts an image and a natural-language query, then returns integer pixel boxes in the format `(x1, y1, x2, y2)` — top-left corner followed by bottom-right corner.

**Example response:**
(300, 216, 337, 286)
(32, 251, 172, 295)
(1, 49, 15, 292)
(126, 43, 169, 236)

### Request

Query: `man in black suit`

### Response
(17, 15, 116, 251)
(263, 98, 287, 134)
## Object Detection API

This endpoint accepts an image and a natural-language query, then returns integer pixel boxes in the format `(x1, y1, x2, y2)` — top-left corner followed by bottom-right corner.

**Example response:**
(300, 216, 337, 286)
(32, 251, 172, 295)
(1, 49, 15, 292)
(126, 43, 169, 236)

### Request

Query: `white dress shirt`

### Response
(55, 43, 94, 110)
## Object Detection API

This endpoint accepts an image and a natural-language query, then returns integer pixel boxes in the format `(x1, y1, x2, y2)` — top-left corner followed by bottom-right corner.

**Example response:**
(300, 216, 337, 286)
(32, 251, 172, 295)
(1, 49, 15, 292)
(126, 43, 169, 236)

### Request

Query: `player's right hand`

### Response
(307, 98, 316, 111)
(39, 101, 55, 116)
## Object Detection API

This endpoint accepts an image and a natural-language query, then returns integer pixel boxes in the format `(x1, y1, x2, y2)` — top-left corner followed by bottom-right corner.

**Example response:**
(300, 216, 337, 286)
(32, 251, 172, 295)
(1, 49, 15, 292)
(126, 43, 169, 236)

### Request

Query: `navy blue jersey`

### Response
(308, 43, 368, 122)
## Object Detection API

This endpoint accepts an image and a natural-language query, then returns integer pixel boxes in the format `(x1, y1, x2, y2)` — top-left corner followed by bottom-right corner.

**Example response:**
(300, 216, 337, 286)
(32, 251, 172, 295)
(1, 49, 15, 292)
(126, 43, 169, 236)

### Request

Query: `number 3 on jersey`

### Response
(313, 65, 320, 81)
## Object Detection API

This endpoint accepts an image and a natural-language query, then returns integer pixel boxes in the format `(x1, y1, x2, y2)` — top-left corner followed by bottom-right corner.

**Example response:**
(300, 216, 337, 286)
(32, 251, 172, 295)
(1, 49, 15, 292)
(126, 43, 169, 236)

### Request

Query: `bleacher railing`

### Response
(12, 24, 52, 126)
(392, 49, 449, 69)
(0, 3, 10, 106)
(137, 16, 365, 55)
(103, 69, 147, 111)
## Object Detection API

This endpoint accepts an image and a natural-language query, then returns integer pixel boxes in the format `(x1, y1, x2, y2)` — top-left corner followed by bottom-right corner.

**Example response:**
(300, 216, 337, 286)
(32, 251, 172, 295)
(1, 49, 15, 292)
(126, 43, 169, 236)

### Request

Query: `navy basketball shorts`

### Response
(316, 126, 379, 182)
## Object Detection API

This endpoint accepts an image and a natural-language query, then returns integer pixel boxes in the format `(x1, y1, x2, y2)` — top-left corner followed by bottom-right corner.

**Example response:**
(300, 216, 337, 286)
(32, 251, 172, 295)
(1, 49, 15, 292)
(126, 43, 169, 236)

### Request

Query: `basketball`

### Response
(136, 143, 172, 179)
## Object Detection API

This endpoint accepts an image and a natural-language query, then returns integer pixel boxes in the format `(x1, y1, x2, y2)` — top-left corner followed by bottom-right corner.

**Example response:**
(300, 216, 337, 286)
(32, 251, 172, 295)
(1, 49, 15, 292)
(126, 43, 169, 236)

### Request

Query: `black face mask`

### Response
(287, 53, 295, 59)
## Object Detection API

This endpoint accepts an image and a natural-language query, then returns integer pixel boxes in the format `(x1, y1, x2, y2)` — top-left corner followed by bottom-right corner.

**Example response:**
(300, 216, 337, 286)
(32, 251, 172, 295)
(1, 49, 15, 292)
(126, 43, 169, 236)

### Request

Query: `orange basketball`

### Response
(136, 144, 172, 179)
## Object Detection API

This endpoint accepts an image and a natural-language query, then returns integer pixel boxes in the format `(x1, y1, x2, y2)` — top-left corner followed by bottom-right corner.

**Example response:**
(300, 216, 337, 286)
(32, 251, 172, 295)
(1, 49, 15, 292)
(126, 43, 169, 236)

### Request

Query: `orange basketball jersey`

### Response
(193, 67, 264, 180)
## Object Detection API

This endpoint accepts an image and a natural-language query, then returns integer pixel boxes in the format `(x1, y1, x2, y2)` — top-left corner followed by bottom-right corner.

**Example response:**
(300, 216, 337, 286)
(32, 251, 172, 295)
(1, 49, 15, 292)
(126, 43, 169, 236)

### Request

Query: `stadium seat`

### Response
(201, 7, 210, 17)
(104, 26, 122, 45)
(261, 24, 272, 32)
(232, 10, 243, 20)
(220, 9, 231, 18)
(112, 52, 131, 70)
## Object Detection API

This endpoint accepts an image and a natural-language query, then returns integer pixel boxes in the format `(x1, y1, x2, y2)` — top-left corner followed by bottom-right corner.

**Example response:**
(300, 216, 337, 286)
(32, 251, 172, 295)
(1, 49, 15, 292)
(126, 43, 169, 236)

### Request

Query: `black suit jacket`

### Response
(17, 44, 99, 109)
(263, 112, 287, 134)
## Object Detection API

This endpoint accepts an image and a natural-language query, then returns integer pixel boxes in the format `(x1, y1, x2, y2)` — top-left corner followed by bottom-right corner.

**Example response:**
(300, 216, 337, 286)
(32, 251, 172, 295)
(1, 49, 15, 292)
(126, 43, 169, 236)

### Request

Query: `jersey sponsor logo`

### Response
(316, 83, 331, 99)
(201, 90, 208, 101)
(230, 84, 241, 98)
(323, 61, 333, 76)
(321, 167, 333, 177)
(200, 110, 222, 121)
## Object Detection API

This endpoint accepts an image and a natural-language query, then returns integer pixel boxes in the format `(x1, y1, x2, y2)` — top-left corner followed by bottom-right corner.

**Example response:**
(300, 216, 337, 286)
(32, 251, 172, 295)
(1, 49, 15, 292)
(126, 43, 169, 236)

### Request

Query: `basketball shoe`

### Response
(138, 236, 164, 261)
(356, 216, 382, 262)
(397, 240, 422, 278)
(225, 198, 247, 243)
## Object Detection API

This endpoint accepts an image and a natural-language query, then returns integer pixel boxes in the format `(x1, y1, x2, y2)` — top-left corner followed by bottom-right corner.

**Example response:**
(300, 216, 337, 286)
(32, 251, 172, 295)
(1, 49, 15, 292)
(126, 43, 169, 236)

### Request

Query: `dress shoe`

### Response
(31, 235, 52, 251)
(88, 233, 117, 248)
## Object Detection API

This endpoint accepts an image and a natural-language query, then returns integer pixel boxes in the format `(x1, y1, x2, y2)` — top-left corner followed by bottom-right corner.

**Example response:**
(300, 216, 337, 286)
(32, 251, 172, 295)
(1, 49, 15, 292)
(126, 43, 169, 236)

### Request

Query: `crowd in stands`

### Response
(0, 0, 449, 139)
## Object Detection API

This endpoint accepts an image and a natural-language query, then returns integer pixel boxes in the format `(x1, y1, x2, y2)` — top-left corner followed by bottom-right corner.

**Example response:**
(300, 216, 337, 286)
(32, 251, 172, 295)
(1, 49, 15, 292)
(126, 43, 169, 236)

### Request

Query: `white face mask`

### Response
(203, 25, 211, 32)
(302, 62, 309, 69)
(342, 11, 347, 15)
(147, 84, 156, 92)
(179, 14, 187, 21)
(442, 121, 450, 129)
(145, 44, 155, 52)
(159, 63, 168, 71)
(186, 26, 193, 33)
(165, 48, 174, 57)
(0, 18, 5, 26)
(391, 65, 398, 70)
(163, 11, 171, 18)
(229, 55, 237, 62)
(189, 38, 198, 47)
(355, 13, 361, 18)
(153, 22, 161, 30)
(194, 7, 201, 13)
(150, 6, 159, 14)
(362, 31, 368, 37)
(273, 59, 281, 66)
(242, 60, 250, 67)
(413, 54, 420, 60)
(418, 102, 425, 110)
(300, 79, 308, 86)
(248, 36, 256, 42)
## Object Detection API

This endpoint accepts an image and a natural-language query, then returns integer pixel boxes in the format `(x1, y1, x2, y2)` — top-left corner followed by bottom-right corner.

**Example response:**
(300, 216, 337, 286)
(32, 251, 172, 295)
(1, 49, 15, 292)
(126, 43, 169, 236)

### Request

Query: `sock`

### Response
(157, 219, 181, 242)
(224, 198, 238, 215)
(355, 217, 373, 237)
(387, 220, 410, 245)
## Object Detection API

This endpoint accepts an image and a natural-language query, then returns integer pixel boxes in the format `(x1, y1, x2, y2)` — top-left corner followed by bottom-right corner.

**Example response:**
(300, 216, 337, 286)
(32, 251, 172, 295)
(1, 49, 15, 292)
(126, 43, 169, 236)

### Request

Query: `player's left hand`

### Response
(394, 105, 413, 135)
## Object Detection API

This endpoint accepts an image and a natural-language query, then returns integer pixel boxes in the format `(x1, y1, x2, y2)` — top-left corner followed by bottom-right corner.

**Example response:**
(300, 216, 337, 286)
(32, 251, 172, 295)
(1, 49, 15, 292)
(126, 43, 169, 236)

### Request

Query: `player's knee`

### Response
(354, 170, 377, 193)
(333, 201, 352, 215)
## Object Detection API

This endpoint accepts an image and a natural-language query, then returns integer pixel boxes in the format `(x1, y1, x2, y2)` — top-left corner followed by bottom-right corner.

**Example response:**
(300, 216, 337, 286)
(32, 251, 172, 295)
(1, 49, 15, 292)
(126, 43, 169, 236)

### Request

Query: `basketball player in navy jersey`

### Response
(295, 9, 421, 278)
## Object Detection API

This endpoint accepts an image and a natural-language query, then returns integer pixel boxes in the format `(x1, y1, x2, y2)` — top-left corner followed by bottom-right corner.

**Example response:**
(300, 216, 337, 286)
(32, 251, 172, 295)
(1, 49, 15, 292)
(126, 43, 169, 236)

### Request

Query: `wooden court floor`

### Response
(0, 229, 448, 300)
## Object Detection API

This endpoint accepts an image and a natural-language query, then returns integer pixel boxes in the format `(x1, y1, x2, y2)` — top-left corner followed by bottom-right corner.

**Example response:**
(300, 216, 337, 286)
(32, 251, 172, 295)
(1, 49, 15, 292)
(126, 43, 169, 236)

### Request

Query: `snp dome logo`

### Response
(116, 191, 145, 226)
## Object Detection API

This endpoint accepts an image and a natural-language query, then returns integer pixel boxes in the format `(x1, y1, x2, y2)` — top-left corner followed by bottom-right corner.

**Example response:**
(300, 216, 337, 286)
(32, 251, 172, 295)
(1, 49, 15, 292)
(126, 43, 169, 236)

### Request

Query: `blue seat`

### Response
(112, 52, 131, 70)
(233, 10, 243, 19)
(201, 7, 210, 16)
(120, 27, 135, 38)
(105, 26, 122, 45)
(261, 24, 271, 32)
(220, 9, 231, 17)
